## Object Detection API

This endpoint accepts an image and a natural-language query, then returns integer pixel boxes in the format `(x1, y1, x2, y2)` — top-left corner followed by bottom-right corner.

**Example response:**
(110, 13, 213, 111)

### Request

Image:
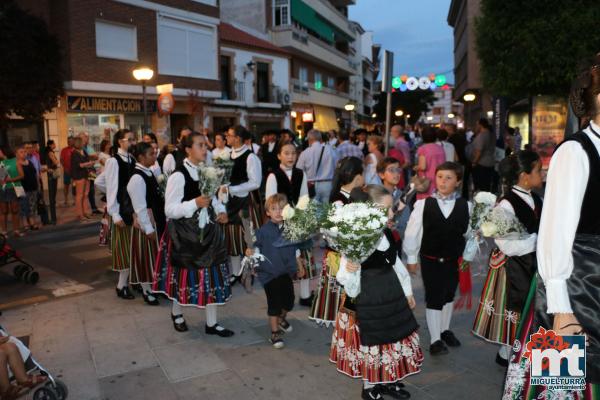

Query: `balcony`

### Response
(301, 0, 355, 39)
(328, 0, 355, 6)
(291, 78, 349, 109)
(216, 81, 284, 109)
(271, 25, 355, 74)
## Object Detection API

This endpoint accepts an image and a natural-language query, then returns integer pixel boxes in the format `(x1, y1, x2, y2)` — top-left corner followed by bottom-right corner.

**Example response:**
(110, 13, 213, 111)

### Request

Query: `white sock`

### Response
(498, 345, 510, 360)
(300, 279, 311, 299)
(206, 304, 218, 328)
(426, 308, 442, 344)
(230, 256, 241, 277)
(363, 381, 375, 389)
(117, 270, 129, 289)
(171, 301, 184, 324)
(141, 283, 152, 295)
(441, 302, 454, 332)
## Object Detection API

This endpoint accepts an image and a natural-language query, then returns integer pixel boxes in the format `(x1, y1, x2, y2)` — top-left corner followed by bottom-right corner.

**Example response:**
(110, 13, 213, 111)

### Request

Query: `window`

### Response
(157, 16, 217, 79)
(299, 67, 308, 88)
(95, 20, 137, 60)
(273, 0, 290, 26)
(327, 76, 335, 88)
(220, 55, 232, 99)
(256, 62, 270, 102)
(314, 72, 322, 90)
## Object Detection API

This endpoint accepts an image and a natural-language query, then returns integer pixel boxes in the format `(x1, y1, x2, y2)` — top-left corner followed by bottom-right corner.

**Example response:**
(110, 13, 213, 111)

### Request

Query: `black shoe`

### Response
(429, 340, 449, 355)
(299, 293, 314, 307)
(116, 286, 135, 300)
(142, 292, 159, 306)
(495, 353, 509, 367)
(361, 385, 384, 400)
(205, 324, 235, 337)
(229, 275, 240, 286)
(441, 330, 461, 347)
(132, 284, 143, 293)
(269, 330, 285, 349)
(171, 314, 188, 332)
(380, 382, 411, 399)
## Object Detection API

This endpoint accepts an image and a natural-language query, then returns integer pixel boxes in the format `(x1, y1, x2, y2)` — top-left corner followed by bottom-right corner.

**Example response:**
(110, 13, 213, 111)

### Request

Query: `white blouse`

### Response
(104, 149, 133, 223)
(336, 234, 413, 298)
(264, 166, 309, 200)
(126, 164, 156, 234)
(228, 145, 262, 198)
(164, 158, 225, 220)
(537, 122, 600, 314)
(494, 186, 538, 257)
(364, 153, 382, 185)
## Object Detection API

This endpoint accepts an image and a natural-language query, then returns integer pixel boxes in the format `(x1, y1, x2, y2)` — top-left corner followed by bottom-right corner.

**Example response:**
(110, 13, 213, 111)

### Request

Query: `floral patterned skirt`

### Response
(295, 248, 317, 281)
(152, 230, 232, 308)
(329, 309, 423, 384)
(309, 249, 343, 326)
(130, 226, 158, 285)
(110, 218, 132, 272)
(472, 249, 520, 345)
(502, 275, 599, 400)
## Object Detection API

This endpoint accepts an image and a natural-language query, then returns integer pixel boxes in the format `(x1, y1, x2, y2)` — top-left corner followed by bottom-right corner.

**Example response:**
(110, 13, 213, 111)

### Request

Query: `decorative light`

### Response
(448, 113, 455, 119)
(463, 93, 476, 102)
(406, 114, 411, 118)
(418, 77, 431, 90)
(427, 116, 433, 121)
(371, 113, 377, 118)
(399, 84, 407, 92)
(429, 82, 437, 91)
(406, 77, 419, 91)
(290, 111, 297, 118)
(132, 67, 154, 81)
(302, 112, 314, 122)
(434, 74, 447, 87)
(487, 110, 494, 118)
(344, 103, 355, 111)
(400, 75, 408, 83)
(394, 110, 404, 117)
(391, 76, 402, 89)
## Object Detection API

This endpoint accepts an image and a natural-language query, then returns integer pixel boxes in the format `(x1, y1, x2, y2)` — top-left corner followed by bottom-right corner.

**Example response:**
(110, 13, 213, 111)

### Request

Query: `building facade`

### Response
(348, 22, 378, 127)
(420, 86, 464, 126)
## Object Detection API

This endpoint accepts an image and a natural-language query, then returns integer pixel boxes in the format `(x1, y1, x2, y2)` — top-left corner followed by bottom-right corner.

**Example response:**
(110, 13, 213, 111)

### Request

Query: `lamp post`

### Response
(344, 102, 355, 130)
(133, 67, 154, 134)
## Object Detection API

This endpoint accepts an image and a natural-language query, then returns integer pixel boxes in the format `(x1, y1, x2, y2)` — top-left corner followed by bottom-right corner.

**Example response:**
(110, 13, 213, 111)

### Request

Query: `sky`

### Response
(348, 0, 454, 83)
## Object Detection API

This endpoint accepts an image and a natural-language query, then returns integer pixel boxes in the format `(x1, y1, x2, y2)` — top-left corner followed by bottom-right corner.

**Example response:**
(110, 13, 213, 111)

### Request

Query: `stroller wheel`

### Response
(33, 387, 59, 400)
(24, 270, 40, 285)
(46, 380, 68, 400)
(13, 264, 27, 278)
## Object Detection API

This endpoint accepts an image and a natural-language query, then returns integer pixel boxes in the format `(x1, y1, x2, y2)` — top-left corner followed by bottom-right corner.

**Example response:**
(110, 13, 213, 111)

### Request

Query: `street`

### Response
(0, 215, 506, 400)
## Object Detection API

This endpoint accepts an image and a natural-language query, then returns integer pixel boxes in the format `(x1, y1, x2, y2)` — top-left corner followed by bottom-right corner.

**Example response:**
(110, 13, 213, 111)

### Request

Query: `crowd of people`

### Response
(2, 56, 600, 400)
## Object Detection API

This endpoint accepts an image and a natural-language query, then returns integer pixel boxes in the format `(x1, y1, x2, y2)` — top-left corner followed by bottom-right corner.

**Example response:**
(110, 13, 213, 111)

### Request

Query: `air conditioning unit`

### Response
(280, 90, 291, 106)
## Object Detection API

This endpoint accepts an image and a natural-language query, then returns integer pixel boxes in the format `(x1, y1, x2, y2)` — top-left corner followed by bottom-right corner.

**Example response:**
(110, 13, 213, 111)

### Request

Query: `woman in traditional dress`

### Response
(471, 150, 543, 366)
(127, 142, 165, 306)
(152, 132, 234, 337)
(503, 55, 600, 400)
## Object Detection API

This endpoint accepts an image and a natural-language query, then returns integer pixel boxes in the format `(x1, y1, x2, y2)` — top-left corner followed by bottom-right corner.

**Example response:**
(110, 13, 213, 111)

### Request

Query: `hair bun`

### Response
(569, 87, 587, 118)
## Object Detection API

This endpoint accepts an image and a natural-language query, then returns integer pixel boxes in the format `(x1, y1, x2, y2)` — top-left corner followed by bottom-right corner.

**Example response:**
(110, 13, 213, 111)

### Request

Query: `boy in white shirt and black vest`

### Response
(404, 162, 471, 356)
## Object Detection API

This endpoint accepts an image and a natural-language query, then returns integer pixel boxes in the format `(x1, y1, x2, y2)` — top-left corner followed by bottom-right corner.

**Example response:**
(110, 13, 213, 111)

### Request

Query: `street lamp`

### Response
(463, 93, 476, 102)
(133, 67, 154, 134)
(344, 102, 355, 129)
(371, 113, 377, 119)
(394, 110, 403, 117)
(448, 113, 455, 119)
(344, 103, 355, 111)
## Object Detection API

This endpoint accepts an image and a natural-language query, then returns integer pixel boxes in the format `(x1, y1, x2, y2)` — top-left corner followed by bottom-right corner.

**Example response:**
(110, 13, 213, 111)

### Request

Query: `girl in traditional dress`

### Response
(331, 185, 422, 400)
(152, 132, 234, 337)
(502, 55, 600, 400)
(471, 151, 543, 367)
(127, 142, 166, 306)
(264, 142, 315, 306)
(105, 129, 136, 300)
(309, 157, 363, 326)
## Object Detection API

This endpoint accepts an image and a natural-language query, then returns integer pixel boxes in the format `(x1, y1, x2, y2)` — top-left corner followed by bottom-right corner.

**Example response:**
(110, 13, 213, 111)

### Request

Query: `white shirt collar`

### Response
(512, 185, 531, 195)
(233, 144, 248, 154)
(117, 148, 130, 159)
(135, 163, 153, 175)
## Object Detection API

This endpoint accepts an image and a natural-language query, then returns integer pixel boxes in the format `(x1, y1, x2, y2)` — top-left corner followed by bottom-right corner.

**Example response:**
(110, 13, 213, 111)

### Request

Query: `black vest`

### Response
(173, 148, 186, 171)
(503, 190, 542, 234)
(330, 190, 351, 205)
(133, 168, 166, 237)
(261, 142, 279, 176)
(558, 131, 600, 235)
(273, 167, 303, 205)
(421, 197, 469, 259)
(230, 149, 251, 186)
(355, 229, 419, 346)
(115, 154, 135, 225)
(178, 164, 202, 201)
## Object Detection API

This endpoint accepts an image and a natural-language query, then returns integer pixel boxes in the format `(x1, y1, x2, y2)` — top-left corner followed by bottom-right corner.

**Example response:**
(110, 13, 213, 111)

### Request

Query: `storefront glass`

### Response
(67, 113, 119, 151)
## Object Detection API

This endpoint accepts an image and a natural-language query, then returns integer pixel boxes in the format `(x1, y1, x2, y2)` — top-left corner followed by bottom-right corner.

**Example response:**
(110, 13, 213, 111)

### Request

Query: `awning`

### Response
(313, 105, 339, 132)
(291, 0, 346, 44)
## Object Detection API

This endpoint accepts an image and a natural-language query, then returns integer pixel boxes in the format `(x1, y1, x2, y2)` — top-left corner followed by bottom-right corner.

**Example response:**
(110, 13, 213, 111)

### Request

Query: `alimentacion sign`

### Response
(67, 96, 157, 113)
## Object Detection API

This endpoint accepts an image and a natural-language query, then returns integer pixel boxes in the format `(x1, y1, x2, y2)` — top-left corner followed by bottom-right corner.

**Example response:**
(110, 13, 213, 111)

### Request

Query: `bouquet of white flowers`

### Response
(213, 152, 235, 184)
(480, 207, 526, 239)
(463, 191, 497, 264)
(320, 202, 388, 264)
(281, 195, 324, 243)
(197, 166, 225, 229)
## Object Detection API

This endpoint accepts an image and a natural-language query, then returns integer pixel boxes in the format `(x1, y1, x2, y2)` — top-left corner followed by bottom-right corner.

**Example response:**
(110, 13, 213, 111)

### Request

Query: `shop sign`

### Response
(532, 96, 568, 169)
(157, 93, 175, 116)
(67, 96, 156, 113)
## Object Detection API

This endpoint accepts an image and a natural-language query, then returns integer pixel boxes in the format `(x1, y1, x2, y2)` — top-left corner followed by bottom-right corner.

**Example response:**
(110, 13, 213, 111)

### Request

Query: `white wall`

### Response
(361, 31, 373, 61)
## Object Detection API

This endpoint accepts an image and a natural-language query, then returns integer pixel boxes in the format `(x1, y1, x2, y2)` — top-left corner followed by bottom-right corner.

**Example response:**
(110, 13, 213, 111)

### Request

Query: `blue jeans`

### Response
(314, 181, 332, 204)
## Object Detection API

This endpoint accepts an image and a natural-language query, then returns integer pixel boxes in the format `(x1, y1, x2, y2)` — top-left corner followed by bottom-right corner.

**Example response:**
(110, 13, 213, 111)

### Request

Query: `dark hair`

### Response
(478, 118, 492, 130)
(100, 139, 111, 153)
(179, 126, 192, 139)
(498, 150, 540, 187)
(180, 131, 204, 151)
(437, 129, 449, 141)
(330, 157, 364, 202)
(353, 128, 367, 137)
(435, 161, 463, 181)
(214, 132, 226, 142)
(1, 145, 15, 159)
(421, 127, 438, 144)
(144, 132, 158, 144)
(132, 142, 154, 161)
(277, 142, 296, 155)
(46, 139, 55, 147)
(338, 130, 350, 142)
(376, 156, 400, 174)
(231, 125, 251, 141)
(111, 129, 131, 156)
(570, 54, 600, 119)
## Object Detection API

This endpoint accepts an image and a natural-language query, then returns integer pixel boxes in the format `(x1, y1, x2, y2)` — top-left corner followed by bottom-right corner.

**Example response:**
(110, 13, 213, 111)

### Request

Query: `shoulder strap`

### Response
(315, 145, 325, 176)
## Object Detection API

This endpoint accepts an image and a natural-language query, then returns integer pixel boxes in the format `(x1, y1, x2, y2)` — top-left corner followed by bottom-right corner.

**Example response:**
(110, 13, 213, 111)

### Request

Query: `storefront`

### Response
(290, 104, 340, 138)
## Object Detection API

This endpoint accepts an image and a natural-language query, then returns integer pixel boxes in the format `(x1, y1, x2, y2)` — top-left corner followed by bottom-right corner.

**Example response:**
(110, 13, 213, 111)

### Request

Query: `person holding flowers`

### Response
(265, 142, 315, 307)
(152, 132, 234, 337)
(472, 150, 543, 367)
(329, 185, 421, 400)
(309, 157, 364, 326)
(404, 161, 471, 356)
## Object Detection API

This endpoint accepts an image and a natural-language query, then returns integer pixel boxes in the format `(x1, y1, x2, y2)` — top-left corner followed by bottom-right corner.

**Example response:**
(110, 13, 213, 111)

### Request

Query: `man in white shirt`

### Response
(296, 129, 337, 204)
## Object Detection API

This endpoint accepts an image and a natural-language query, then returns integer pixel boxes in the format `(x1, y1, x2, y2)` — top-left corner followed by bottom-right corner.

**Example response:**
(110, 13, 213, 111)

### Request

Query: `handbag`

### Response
(13, 186, 25, 198)
(307, 146, 325, 198)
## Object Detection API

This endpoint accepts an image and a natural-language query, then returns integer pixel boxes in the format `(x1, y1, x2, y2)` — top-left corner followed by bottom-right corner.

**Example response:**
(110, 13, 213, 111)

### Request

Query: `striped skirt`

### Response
(309, 249, 343, 326)
(472, 249, 519, 345)
(110, 219, 132, 272)
(329, 309, 423, 384)
(224, 223, 245, 257)
(152, 230, 232, 308)
(296, 248, 317, 281)
(502, 275, 599, 399)
(130, 226, 158, 285)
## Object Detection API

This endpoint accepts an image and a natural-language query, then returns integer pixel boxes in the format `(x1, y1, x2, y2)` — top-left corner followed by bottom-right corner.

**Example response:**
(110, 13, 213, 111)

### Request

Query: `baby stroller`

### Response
(0, 234, 38, 285)
(0, 325, 68, 400)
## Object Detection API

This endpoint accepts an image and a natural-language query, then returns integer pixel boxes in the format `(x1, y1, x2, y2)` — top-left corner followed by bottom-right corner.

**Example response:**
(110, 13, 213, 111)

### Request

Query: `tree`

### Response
(475, 0, 600, 98)
(0, 1, 64, 131)
(372, 89, 436, 126)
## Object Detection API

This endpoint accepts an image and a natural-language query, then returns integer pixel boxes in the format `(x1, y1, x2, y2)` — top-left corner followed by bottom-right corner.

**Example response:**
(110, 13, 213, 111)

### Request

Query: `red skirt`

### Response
(130, 226, 158, 285)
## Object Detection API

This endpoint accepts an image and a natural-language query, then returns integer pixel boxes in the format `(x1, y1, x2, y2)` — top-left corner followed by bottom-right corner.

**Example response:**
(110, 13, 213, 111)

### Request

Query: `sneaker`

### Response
(361, 385, 384, 400)
(441, 330, 461, 347)
(380, 382, 411, 399)
(270, 330, 285, 349)
(429, 340, 449, 356)
(279, 318, 293, 333)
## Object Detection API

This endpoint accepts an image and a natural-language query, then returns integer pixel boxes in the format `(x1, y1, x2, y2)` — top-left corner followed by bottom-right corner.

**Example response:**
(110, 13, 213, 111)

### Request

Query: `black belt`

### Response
(421, 254, 458, 263)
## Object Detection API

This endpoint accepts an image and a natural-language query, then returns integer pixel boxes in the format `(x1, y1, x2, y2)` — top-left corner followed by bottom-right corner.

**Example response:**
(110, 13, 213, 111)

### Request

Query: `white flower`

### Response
(474, 191, 497, 205)
(282, 204, 295, 220)
(480, 221, 497, 237)
(337, 338, 345, 348)
(157, 174, 166, 184)
(202, 167, 219, 179)
(296, 195, 310, 210)
(216, 152, 230, 161)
